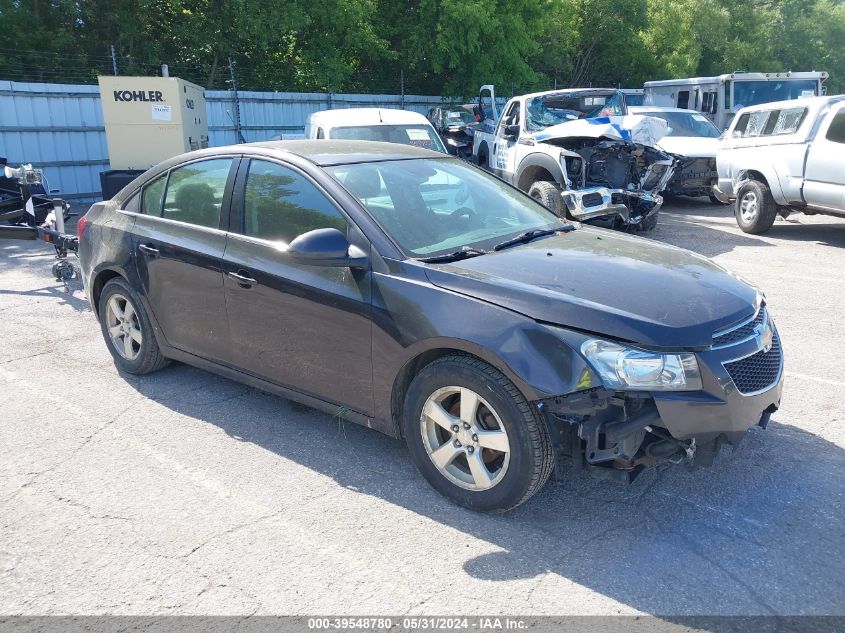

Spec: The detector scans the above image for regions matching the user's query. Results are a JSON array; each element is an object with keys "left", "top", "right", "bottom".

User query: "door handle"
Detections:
[
  {"left": 138, "top": 244, "right": 159, "bottom": 256},
  {"left": 227, "top": 270, "right": 257, "bottom": 288}
]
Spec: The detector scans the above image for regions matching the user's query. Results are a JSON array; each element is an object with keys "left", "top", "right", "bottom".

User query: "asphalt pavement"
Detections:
[{"left": 1, "top": 200, "right": 843, "bottom": 616}]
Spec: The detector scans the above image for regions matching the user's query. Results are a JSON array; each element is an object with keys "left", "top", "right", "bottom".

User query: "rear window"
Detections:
[
  {"left": 731, "top": 107, "right": 807, "bottom": 138},
  {"left": 328, "top": 124, "right": 445, "bottom": 152}
]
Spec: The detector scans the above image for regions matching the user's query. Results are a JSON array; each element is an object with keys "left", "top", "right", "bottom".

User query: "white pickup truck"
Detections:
[
  {"left": 471, "top": 85, "right": 675, "bottom": 231},
  {"left": 714, "top": 95, "right": 845, "bottom": 233}
]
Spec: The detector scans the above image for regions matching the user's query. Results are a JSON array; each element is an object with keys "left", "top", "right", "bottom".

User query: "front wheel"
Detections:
[
  {"left": 735, "top": 180, "right": 777, "bottom": 234},
  {"left": 528, "top": 181, "right": 563, "bottom": 217},
  {"left": 402, "top": 354, "right": 554, "bottom": 512}
]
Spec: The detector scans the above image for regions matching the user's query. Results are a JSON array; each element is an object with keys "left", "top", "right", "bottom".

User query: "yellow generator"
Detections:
[{"left": 97, "top": 75, "right": 209, "bottom": 172}]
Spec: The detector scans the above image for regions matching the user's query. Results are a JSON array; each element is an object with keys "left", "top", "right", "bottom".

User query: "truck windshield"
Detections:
[
  {"left": 732, "top": 80, "right": 818, "bottom": 109},
  {"left": 526, "top": 91, "right": 624, "bottom": 132},
  {"left": 329, "top": 125, "right": 447, "bottom": 153},
  {"left": 328, "top": 158, "right": 562, "bottom": 258},
  {"left": 636, "top": 111, "right": 721, "bottom": 138}
]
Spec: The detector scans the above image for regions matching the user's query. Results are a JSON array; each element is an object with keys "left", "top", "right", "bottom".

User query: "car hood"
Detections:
[
  {"left": 657, "top": 136, "right": 719, "bottom": 159},
  {"left": 423, "top": 228, "right": 758, "bottom": 349},
  {"left": 534, "top": 115, "right": 669, "bottom": 147}
]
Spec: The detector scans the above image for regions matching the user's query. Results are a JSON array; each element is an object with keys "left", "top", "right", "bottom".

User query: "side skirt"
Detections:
[{"left": 162, "top": 346, "right": 386, "bottom": 435}]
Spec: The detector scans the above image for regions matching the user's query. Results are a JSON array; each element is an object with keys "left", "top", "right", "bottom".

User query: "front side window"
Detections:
[
  {"left": 162, "top": 158, "right": 232, "bottom": 228},
  {"left": 328, "top": 158, "right": 562, "bottom": 257},
  {"left": 242, "top": 160, "right": 347, "bottom": 244},
  {"left": 141, "top": 174, "right": 166, "bottom": 215},
  {"left": 826, "top": 111, "right": 845, "bottom": 144}
]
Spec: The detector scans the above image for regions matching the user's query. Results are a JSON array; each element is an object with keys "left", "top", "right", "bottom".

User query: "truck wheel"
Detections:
[
  {"left": 402, "top": 354, "right": 554, "bottom": 512},
  {"left": 735, "top": 180, "right": 777, "bottom": 234},
  {"left": 528, "top": 181, "right": 563, "bottom": 216},
  {"left": 639, "top": 210, "right": 659, "bottom": 231}
]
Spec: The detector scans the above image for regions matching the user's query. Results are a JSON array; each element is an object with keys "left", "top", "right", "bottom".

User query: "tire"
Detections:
[
  {"left": 709, "top": 193, "right": 729, "bottom": 206},
  {"left": 478, "top": 147, "right": 490, "bottom": 172},
  {"left": 639, "top": 210, "right": 659, "bottom": 231},
  {"left": 528, "top": 181, "right": 563, "bottom": 216},
  {"left": 98, "top": 277, "right": 169, "bottom": 375},
  {"left": 735, "top": 180, "right": 777, "bottom": 234},
  {"left": 402, "top": 354, "right": 554, "bottom": 512}
]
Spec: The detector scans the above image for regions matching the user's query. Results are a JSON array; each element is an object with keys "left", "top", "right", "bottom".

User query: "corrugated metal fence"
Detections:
[{"left": 0, "top": 80, "right": 455, "bottom": 201}]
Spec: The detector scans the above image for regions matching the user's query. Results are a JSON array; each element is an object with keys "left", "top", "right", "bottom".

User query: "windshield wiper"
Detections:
[
  {"left": 419, "top": 246, "right": 488, "bottom": 263},
  {"left": 492, "top": 225, "right": 575, "bottom": 251}
]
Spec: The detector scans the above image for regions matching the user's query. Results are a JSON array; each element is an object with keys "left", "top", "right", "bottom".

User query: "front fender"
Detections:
[
  {"left": 732, "top": 163, "right": 789, "bottom": 205},
  {"left": 515, "top": 150, "right": 568, "bottom": 190}
]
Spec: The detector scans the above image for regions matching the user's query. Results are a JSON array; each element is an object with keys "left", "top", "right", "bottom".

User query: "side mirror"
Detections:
[
  {"left": 504, "top": 124, "right": 520, "bottom": 138},
  {"left": 287, "top": 228, "right": 367, "bottom": 268}
]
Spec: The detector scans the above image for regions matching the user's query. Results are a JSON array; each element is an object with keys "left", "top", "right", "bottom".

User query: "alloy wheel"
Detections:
[
  {"left": 739, "top": 191, "right": 759, "bottom": 224},
  {"left": 105, "top": 293, "right": 143, "bottom": 361},
  {"left": 419, "top": 386, "right": 511, "bottom": 491}
]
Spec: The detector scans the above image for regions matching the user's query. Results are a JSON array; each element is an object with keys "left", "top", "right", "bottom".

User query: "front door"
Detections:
[
  {"left": 131, "top": 157, "right": 237, "bottom": 363},
  {"left": 804, "top": 105, "right": 845, "bottom": 210},
  {"left": 222, "top": 158, "right": 374, "bottom": 415},
  {"left": 492, "top": 101, "right": 521, "bottom": 182}
]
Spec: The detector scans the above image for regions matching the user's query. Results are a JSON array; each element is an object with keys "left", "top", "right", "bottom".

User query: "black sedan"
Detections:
[{"left": 77, "top": 141, "right": 783, "bottom": 512}]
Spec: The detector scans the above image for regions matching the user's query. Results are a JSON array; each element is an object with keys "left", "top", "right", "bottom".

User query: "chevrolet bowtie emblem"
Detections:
[{"left": 754, "top": 321, "right": 774, "bottom": 353}]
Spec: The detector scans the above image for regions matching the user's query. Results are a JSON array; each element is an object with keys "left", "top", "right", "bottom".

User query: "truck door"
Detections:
[
  {"left": 492, "top": 101, "right": 521, "bottom": 183},
  {"left": 804, "top": 104, "right": 845, "bottom": 210}
]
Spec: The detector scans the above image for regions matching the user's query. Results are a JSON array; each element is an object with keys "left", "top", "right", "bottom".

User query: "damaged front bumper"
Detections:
[
  {"left": 562, "top": 187, "right": 663, "bottom": 227},
  {"left": 536, "top": 322, "right": 784, "bottom": 483}
]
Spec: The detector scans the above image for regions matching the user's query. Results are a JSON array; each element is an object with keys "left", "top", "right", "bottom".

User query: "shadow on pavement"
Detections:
[{"left": 124, "top": 363, "right": 845, "bottom": 617}]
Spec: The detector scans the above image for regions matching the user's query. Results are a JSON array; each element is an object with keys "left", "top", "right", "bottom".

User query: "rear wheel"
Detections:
[
  {"left": 735, "top": 180, "right": 777, "bottom": 234},
  {"left": 403, "top": 354, "right": 554, "bottom": 512},
  {"left": 528, "top": 181, "right": 564, "bottom": 217},
  {"left": 98, "top": 277, "right": 169, "bottom": 375}
]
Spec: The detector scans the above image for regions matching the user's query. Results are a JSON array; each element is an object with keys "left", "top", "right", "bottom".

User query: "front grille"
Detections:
[
  {"left": 723, "top": 330, "right": 782, "bottom": 395},
  {"left": 713, "top": 307, "right": 767, "bottom": 348}
]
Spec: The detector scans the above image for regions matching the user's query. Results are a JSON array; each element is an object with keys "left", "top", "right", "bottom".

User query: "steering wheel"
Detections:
[{"left": 450, "top": 206, "right": 476, "bottom": 221}]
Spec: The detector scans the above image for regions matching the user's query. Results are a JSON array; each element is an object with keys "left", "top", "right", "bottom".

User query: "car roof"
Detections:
[
  {"left": 517, "top": 87, "right": 619, "bottom": 100},
  {"left": 734, "top": 95, "right": 845, "bottom": 114},
  {"left": 306, "top": 108, "right": 431, "bottom": 128},
  {"left": 629, "top": 106, "right": 702, "bottom": 114},
  {"left": 242, "top": 139, "right": 445, "bottom": 166}
]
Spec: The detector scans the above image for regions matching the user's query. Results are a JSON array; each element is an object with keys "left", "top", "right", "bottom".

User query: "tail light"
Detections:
[{"left": 76, "top": 212, "right": 90, "bottom": 238}]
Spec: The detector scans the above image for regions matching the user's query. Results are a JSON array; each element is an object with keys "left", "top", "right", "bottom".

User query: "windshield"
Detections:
[
  {"left": 327, "top": 158, "right": 563, "bottom": 258},
  {"left": 526, "top": 91, "right": 624, "bottom": 132},
  {"left": 444, "top": 110, "right": 475, "bottom": 126},
  {"left": 732, "top": 80, "right": 818, "bottom": 109},
  {"left": 328, "top": 124, "right": 446, "bottom": 153},
  {"left": 636, "top": 110, "right": 721, "bottom": 138}
]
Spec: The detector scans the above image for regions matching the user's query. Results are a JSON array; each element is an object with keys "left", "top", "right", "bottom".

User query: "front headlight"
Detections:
[{"left": 580, "top": 339, "right": 702, "bottom": 391}]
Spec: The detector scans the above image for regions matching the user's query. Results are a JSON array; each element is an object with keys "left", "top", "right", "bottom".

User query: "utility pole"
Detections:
[
  {"left": 228, "top": 55, "right": 245, "bottom": 144},
  {"left": 110, "top": 45, "right": 119, "bottom": 76},
  {"left": 400, "top": 69, "right": 405, "bottom": 110}
]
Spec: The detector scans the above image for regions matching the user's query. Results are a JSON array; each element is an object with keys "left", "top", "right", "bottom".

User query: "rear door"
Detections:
[
  {"left": 222, "top": 158, "right": 374, "bottom": 415},
  {"left": 131, "top": 156, "right": 238, "bottom": 363},
  {"left": 803, "top": 105, "right": 845, "bottom": 210}
]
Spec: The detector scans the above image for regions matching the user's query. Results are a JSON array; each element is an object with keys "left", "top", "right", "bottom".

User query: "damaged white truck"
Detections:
[{"left": 472, "top": 85, "right": 676, "bottom": 231}]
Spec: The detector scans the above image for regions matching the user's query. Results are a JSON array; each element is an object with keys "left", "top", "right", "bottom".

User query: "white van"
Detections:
[
  {"left": 304, "top": 108, "right": 446, "bottom": 153},
  {"left": 644, "top": 71, "right": 827, "bottom": 130}
]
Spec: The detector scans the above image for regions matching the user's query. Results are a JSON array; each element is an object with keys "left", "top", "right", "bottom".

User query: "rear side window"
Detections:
[
  {"left": 162, "top": 158, "right": 233, "bottom": 229},
  {"left": 141, "top": 174, "right": 166, "bottom": 215},
  {"left": 677, "top": 90, "right": 690, "bottom": 109},
  {"left": 826, "top": 112, "right": 845, "bottom": 144},
  {"left": 242, "top": 160, "right": 347, "bottom": 244},
  {"left": 770, "top": 108, "right": 807, "bottom": 135}
]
